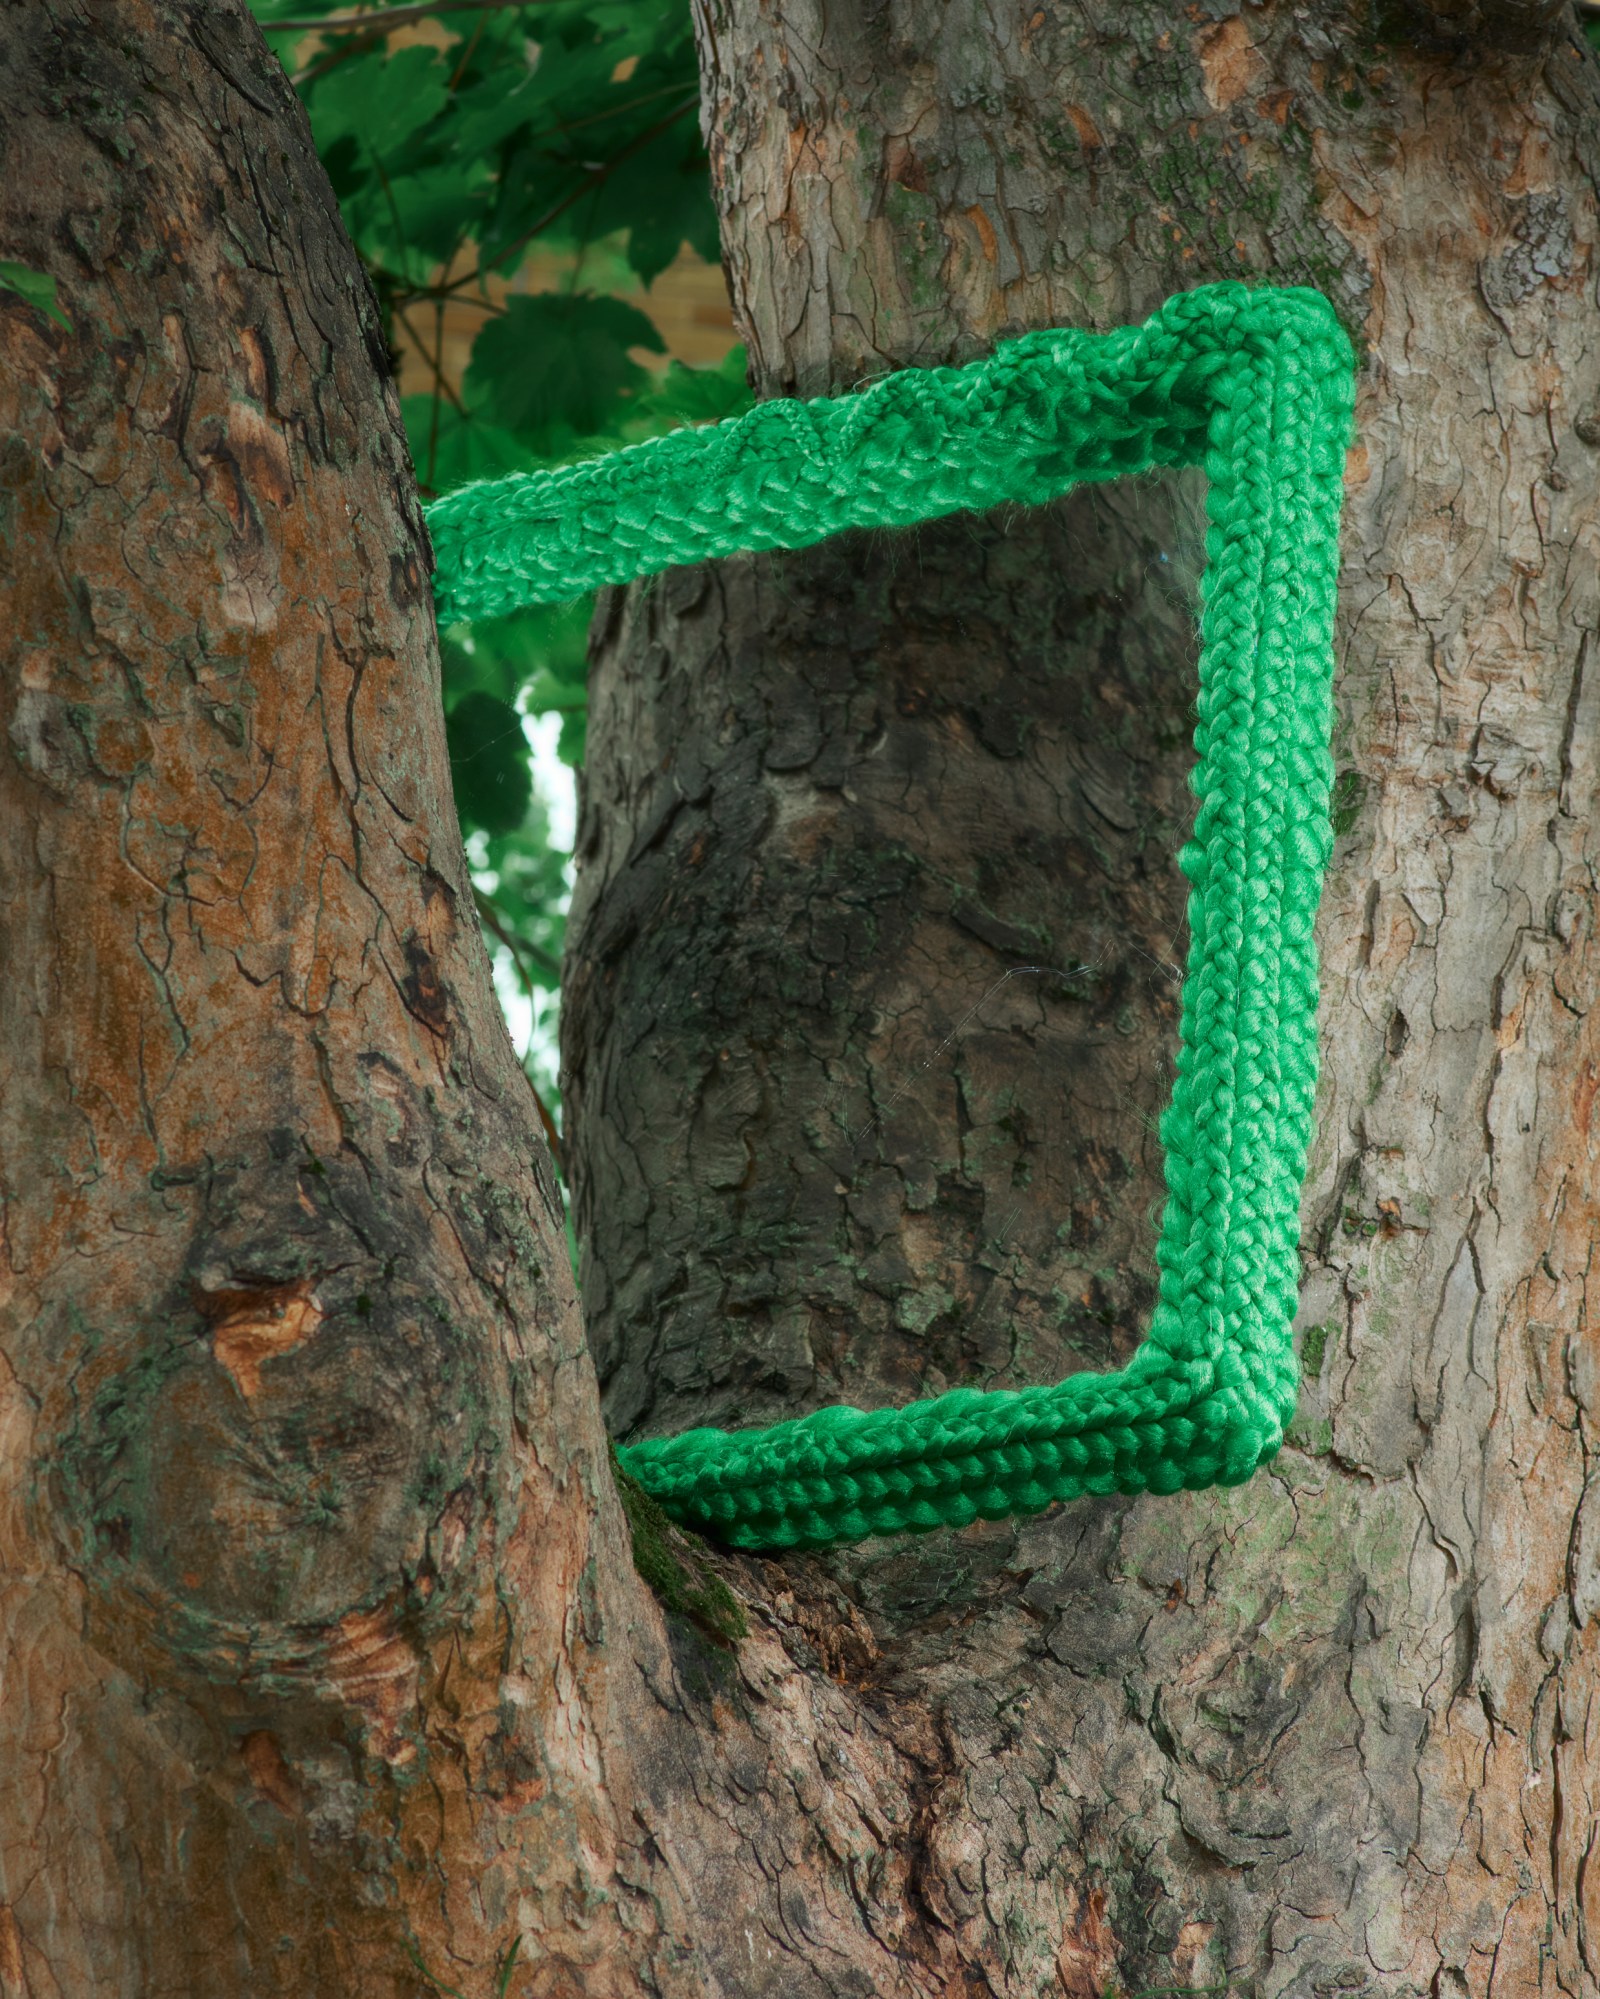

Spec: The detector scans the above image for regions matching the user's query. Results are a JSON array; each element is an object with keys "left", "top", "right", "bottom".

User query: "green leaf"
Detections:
[
  {"left": 365, "top": 160, "right": 495, "bottom": 266},
  {"left": 466, "top": 12, "right": 703, "bottom": 278},
  {"left": 556, "top": 708, "right": 587, "bottom": 769},
  {"left": 304, "top": 43, "right": 451, "bottom": 166},
  {"left": 582, "top": 118, "right": 723, "bottom": 288},
  {"left": 250, "top": 0, "right": 348, "bottom": 23},
  {"left": 440, "top": 599, "right": 593, "bottom": 699},
  {"left": 630, "top": 347, "right": 753, "bottom": 430},
  {"left": 445, "top": 690, "right": 533, "bottom": 838},
  {"left": 0, "top": 261, "right": 69, "bottom": 329},
  {"left": 438, "top": 632, "right": 514, "bottom": 710},
  {"left": 401, "top": 393, "right": 542, "bottom": 500},
  {"left": 584, "top": 1, "right": 682, "bottom": 44},
  {"left": 449, "top": 67, "right": 558, "bottom": 162},
  {"left": 462, "top": 292, "right": 665, "bottom": 455}
]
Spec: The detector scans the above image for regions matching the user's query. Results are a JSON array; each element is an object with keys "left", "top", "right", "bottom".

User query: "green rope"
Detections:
[{"left": 422, "top": 282, "right": 1358, "bottom": 1553}]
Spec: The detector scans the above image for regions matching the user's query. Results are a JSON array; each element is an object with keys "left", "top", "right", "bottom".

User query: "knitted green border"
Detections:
[{"left": 422, "top": 282, "right": 1358, "bottom": 1552}]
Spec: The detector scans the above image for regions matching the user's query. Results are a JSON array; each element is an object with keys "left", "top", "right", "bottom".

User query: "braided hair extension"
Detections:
[{"left": 422, "top": 283, "right": 1359, "bottom": 1551}]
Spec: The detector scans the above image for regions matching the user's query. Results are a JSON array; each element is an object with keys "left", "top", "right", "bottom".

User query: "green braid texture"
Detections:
[{"left": 422, "top": 281, "right": 1359, "bottom": 1553}]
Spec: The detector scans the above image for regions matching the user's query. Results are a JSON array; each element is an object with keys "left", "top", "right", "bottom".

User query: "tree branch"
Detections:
[
  {"left": 473, "top": 885, "right": 562, "bottom": 983},
  {"left": 263, "top": 0, "right": 557, "bottom": 31}
]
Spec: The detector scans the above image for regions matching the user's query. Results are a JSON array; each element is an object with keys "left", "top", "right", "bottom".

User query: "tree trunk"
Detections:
[
  {"left": 0, "top": 8, "right": 684, "bottom": 1994},
  {"left": 560, "top": 1, "right": 1600, "bottom": 1994},
  {"left": 8, "top": 1, "right": 1600, "bottom": 1994}
]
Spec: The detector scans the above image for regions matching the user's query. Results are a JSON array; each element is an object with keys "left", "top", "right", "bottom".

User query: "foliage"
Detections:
[{"left": 247, "top": 0, "right": 751, "bottom": 1187}]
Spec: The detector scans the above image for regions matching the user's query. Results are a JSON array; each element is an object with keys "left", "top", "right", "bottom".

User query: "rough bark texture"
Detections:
[
  {"left": 0, "top": 8, "right": 698, "bottom": 1994},
  {"left": 559, "top": 1, "right": 1600, "bottom": 1994}
]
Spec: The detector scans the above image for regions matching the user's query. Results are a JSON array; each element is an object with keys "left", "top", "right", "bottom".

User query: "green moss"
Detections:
[
  {"left": 1299, "top": 1321, "right": 1331, "bottom": 1379},
  {"left": 886, "top": 192, "right": 948, "bottom": 310},
  {"left": 1330, "top": 767, "right": 1368, "bottom": 838},
  {"left": 609, "top": 1441, "right": 747, "bottom": 1647},
  {"left": 1283, "top": 1413, "right": 1334, "bottom": 1457}
]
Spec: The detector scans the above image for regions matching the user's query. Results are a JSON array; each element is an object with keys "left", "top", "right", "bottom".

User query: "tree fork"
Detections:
[
  {"left": 4, "top": 1, "right": 1600, "bottom": 1995},
  {"left": 561, "top": 0, "right": 1600, "bottom": 1989}
]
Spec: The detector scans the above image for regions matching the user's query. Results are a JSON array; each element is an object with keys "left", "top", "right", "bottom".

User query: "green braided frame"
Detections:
[{"left": 422, "top": 282, "right": 1358, "bottom": 1553}]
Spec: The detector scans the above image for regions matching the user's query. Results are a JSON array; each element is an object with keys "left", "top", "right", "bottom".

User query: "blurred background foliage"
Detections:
[{"left": 248, "top": 0, "right": 749, "bottom": 1232}]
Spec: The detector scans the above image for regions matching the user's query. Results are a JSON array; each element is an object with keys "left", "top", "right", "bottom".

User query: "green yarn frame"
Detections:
[{"left": 422, "top": 282, "right": 1359, "bottom": 1553}]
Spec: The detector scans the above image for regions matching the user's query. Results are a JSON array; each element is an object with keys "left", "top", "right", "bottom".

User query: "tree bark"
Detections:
[
  {"left": 0, "top": 8, "right": 687, "bottom": 1994},
  {"left": 560, "top": 1, "right": 1600, "bottom": 1993}
]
